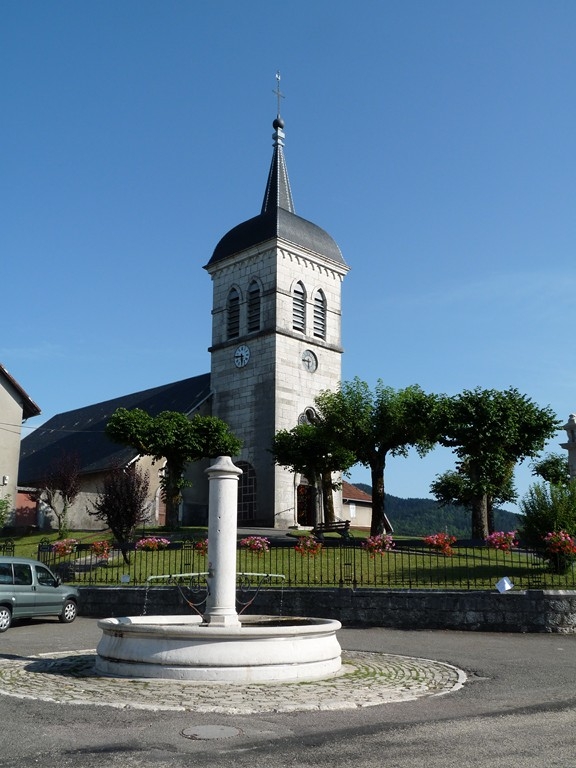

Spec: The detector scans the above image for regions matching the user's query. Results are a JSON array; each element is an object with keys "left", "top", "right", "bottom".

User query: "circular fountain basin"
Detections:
[{"left": 96, "top": 615, "right": 342, "bottom": 682}]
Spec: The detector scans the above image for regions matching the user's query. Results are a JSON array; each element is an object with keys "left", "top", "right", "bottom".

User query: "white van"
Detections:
[{"left": 0, "top": 556, "right": 80, "bottom": 632}]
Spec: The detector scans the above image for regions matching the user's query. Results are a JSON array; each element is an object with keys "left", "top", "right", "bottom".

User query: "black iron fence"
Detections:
[{"left": 34, "top": 538, "right": 576, "bottom": 590}]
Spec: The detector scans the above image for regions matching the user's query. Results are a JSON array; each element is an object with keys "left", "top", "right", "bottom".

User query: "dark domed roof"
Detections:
[
  {"left": 205, "top": 115, "right": 346, "bottom": 269},
  {"left": 208, "top": 208, "right": 344, "bottom": 266}
]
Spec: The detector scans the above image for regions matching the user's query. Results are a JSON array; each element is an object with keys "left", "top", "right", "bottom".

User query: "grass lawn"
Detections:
[{"left": 0, "top": 528, "right": 571, "bottom": 590}]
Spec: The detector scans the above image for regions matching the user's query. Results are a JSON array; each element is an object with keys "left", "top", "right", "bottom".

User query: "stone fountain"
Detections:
[{"left": 96, "top": 456, "right": 342, "bottom": 682}]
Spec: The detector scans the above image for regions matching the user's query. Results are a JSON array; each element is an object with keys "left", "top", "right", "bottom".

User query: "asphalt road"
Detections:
[{"left": 1, "top": 617, "right": 575, "bottom": 767}]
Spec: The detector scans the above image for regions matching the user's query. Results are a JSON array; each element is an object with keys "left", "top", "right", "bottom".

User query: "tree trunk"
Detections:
[
  {"left": 321, "top": 471, "right": 335, "bottom": 524},
  {"left": 165, "top": 495, "right": 180, "bottom": 530},
  {"left": 370, "top": 461, "right": 387, "bottom": 536},
  {"left": 471, "top": 494, "right": 489, "bottom": 540},
  {"left": 487, "top": 497, "right": 495, "bottom": 535}
]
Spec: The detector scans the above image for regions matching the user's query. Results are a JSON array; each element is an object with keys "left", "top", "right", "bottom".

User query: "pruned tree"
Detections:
[
  {"left": 89, "top": 463, "right": 150, "bottom": 564},
  {"left": 315, "top": 379, "right": 439, "bottom": 536},
  {"left": 430, "top": 462, "right": 516, "bottom": 536},
  {"left": 105, "top": 409, "right": 242, "bottom": 529},
  {"left": 435, "top": 387, "right": 559, "bottom": 539},
  {"left": 272, "top": 423, "right": 356, "bottom": 524},
  {"left": 34, "top": 452, "right": 81, "bottom": 536}
]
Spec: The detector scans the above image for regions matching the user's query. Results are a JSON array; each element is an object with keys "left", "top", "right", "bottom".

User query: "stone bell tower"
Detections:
[{"left": 204, "top": 91, "right": 349, "bottom": 528}]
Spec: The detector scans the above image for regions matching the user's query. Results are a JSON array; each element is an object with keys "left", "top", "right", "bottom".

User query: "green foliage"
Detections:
[
  {"left": 272, "top": 422, "right": 356, "bottom": 523},
  {"left": 531, "top": 453, "right": 571, "bottom": 486},
  {"left": 106, "top": 408, "right": 242, "bottom": 528},
  {"left": 519, "top": 481, "right": 576, "bottom": 548},
  {"left": 0, "top": 494, "right": 11, "bottom": 529},
  {"left": 273, "top": 424, "right": 355, "bottom": 484},
  {"left": 435, "top": 387, "right": 559, "bottom": 539},
  {"left": 316, "top": 379, "right": 439, "bottom": 536},
  {"left": 89, "top": 464, "right": 150, "bottom": 564}
]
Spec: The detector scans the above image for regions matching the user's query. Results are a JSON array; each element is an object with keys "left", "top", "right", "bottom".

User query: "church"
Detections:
[{"left": 18, "top": 107, "right": 349, "bottom": 531}]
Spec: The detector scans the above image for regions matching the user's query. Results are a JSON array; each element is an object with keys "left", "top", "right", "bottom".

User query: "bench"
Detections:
[{"left": 312, "top": 520, "right": 351, "bottom": 542}]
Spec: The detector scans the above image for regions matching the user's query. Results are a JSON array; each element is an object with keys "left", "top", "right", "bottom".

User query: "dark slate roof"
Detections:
[
  {"left": 1, "top": 364, "right": 41, "bottom": 420},
  {"left": 206, "top": 117, "right": 346, "bottom": 268},
  {"left": 18, "top": 373, "right": 211, "bottom": 485},
  {"left": 208, "top": 208, "right": 345, "bottom": 267}
]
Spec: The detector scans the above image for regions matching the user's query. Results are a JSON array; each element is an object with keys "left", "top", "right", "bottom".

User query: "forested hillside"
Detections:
[{"left": 353, "top": 484, "right": 521, "bottom": 538}]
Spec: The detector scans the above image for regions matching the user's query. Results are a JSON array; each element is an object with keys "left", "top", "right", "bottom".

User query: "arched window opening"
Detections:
[
  {"left": 313, "top": 290, "right": 326, "bottom": 340},
  {"left": 247, "top": 280, "right": 261, "bottom": 333},
  {"left": 292, "top": 281, "right": 306, "bottom": 333},
  {"left": 236, "top": 461, "right": 257, "bottom": 522},
  {"left": 227, "top": 288, "right": 240, "bottom": 339}
]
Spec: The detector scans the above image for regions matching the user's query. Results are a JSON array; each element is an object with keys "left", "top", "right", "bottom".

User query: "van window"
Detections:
[
  {"left": 0, "top": 563, "right": 12, "bottom": 584},
  {"left": 35, "top": 565, "right": 57, "bottom": 587},
  {"left": 13, "top": 564, "right": 33, "bottom": 585}
]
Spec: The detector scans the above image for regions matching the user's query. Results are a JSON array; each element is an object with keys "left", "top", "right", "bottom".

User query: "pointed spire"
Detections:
[{"left": 261, "top": 73, "right": 295, "bottom": 215}]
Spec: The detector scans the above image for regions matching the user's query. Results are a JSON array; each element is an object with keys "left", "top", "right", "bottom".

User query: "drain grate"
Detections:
[{"left": 181, "top": 725, "right": 242, "bottom": 741}]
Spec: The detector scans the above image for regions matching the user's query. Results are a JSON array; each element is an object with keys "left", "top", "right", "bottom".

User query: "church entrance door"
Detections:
[{"left": 296, "top": 484, "right": 316, "bottom": 526}]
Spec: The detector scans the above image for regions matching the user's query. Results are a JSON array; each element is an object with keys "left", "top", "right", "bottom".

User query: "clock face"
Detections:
[
  {"left": 234, "top": 344, "right": 251, "bottom": 368},
  {"left": 301, "top": 349, "right": 318, "bottom": 372}
]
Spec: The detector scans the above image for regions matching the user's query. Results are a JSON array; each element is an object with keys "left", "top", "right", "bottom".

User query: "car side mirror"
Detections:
[{"left": 55, "top": 576, "right": 61, "bottom": 587}]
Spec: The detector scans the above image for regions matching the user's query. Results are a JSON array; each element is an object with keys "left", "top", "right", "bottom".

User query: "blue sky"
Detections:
[{"left": 2, "top": 1, "right": 575, "bottom": 512}]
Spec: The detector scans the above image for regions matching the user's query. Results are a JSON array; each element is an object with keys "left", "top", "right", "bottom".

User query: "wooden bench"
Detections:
[{"left": 312, "top": 520, "right": 351, "bottom": 542}]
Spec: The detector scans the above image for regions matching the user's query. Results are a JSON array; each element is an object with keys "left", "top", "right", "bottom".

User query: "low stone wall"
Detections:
[{"left": 78, "top": 587, "right": 576, "bottom": 633}]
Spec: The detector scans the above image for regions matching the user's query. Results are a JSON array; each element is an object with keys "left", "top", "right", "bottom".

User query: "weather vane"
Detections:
[{"left": 273, "top": 71, "right": 284, "bottom": 116}]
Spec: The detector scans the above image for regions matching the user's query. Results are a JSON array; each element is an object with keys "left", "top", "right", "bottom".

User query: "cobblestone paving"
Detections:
[{"left": 0, "top": 651, "right": 466, "bottom": 714}]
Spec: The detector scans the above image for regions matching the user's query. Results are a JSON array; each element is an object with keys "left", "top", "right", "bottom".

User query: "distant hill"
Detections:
[{"left": 353, "top": 483, "right": 521, "bottom": 538}]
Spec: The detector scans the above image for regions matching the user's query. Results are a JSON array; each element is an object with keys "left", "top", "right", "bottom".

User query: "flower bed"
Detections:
[
  {"left": 135, "top": 536, "right": 171, "bottom": 551},
  {"left": 239, "top": 535, "right": 270, "bottom": 554},
  {"left": 485, "top": 531, "right": 518, "bottom": 552},
  {"left": 294, "top": 537, "right": 323, "bottom": 556},
  {"left": 362, "top": 534, "right": 394, "bottom": 557},
  {"left": 423, "top": 533, "right": 457, "bottom": 556},
  {"left": 91, "top": 540, "right": 111, "bottom": 560},
  {"left": 51, "top": 538, "right": 79, "bottom": 556}
]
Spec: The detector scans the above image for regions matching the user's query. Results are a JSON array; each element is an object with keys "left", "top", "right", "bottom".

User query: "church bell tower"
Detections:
[{"left": 204, "top": 89, "right": 349, "bottom": 527}]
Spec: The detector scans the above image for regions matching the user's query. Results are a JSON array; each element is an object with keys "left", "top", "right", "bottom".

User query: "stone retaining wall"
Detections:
[{"left": 78, "top": 587, "right": 576, "bottom": 633}]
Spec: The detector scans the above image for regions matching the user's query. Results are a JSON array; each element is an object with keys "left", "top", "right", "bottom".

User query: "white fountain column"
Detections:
[{"left": 203, "top": 456, "right": 243, "bottom": 627}]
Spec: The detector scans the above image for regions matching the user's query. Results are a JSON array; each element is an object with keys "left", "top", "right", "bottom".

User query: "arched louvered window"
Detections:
[
  {"left": 247, "top": 280, "right": 261, "bottom": 333},
  {"left": 227, "top": 287, "right": 240, "bottom": 339},
  {"left": 292, "top": 281, "right": 306, "bottom": 333},
  {"left": 313, "top": 290, "right": 327, "bottom": 340}
]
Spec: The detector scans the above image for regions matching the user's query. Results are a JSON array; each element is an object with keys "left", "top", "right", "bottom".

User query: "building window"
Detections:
[
  {"left": 236, "top": 462, "right": 257, "bottom": 522},
  {"left": 292, "top": 281, "right": 306, "bottom": 333},
  {"left": 227, "top": 288, "right": 240, "bottom": 339},
  {"left": 313, "top": 290, "right": 327, "bottom": 340},
  {"left": 247, "top": 280, "right": 261, "bottom": 333}
]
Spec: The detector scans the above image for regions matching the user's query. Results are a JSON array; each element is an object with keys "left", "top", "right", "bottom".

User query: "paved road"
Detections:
[{"left": 1, "top": 617, "right": 575, "bottom": 767}]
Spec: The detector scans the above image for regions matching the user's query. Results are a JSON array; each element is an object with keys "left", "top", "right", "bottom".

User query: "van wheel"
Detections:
[
  {"left": 0, "top": 606, "right": 12, "bottom": 632},
  {"left": 59, "top": 600, "right": 77, "bottom": 624}
]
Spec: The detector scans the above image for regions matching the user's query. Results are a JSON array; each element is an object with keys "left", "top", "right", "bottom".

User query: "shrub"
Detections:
[
  {"left": 0, "top": 494, "right": 12, "bottom": 529},
  {"left": 542, "top": 531, "right": 576, "bottom": 574},
  {"left": 520, "top": 481, "right": 576, "bottom": 549}
]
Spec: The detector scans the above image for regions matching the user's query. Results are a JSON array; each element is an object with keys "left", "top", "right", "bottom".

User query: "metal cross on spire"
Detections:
[{"left": 273, "top": 71, "right": 284, "bottom": 117}]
